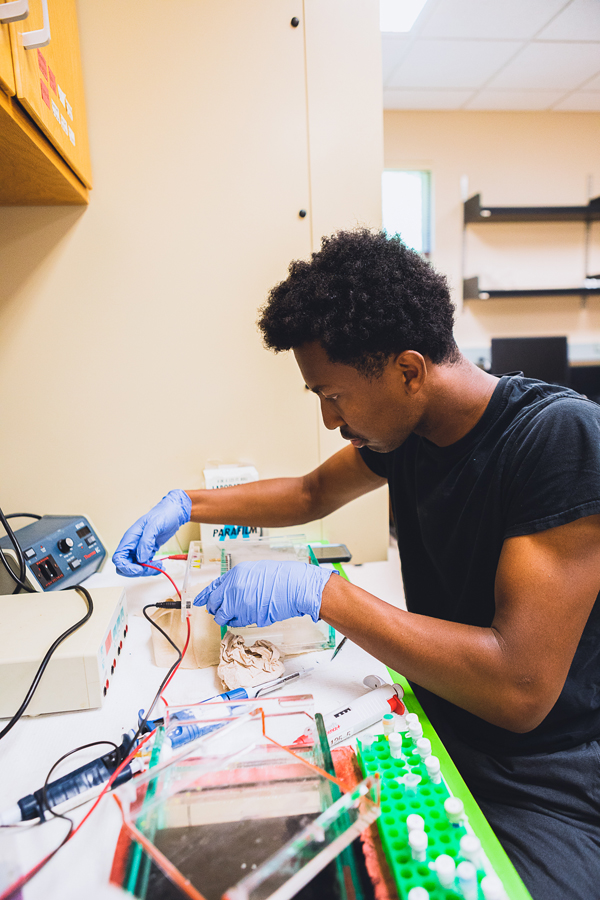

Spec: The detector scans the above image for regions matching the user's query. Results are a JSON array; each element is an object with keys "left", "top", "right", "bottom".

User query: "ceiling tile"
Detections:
[
  {"left": 387, "top": 39, "right": 523, "bottom": 89},
  {"left": 487, "top": 41, "right": 600, "bottom": 90},
  {"left": 552, "top": 90, "right": 600, "bottom": 109},
  {"left": 537, "top": 0, "right": 600, "bottom": 41},
  {"left": 383, "top": 88, "right": 474, "bottom": 109},
  {"left": 382, "top": 34, "right": 412, "bottom": 83},
  {"left": 464, "top": 89, "right": 568, "bottom": 110},
  {"left": 419, "top": 0, "right": 568, "bottom": 40}
]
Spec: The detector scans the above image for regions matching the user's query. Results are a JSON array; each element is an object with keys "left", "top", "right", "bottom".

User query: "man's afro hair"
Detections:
[{"left": 258, "top": 229, "right": 458, "bottom": 376}]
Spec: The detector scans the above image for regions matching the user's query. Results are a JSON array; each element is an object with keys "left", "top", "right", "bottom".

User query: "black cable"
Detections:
[
  {"left": 0, "top": 506, "right": 30, "bottom": 593},
  {"left": 5, "top": 513, "right": 42, "bottom": 521},
  {"left": 0, "top": 585, "right": 94, "bottom": 741},
  {"left": 132, "top": 603, "right": 183, "bottom": 745}
]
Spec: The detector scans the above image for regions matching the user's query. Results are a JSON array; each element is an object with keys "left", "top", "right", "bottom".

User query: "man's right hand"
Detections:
[{"left": 112, "top": 489, "right": 192, "bottom": 577}]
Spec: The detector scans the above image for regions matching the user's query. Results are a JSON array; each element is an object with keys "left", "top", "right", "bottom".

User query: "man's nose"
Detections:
[{"left": 320, "top": 397, "right": 345, "bottom": 431}]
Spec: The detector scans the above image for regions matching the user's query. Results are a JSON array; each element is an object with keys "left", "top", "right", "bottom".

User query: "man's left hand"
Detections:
[{"left": 193, "top": 560, "right": 335, "bottom": 627}]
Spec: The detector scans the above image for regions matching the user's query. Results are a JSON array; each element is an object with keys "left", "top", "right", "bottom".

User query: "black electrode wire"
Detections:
[
  {"left": 41, "top": 739, "right": 119, "bottom": 825},
  {"left": 0, "top": 585, "right": 94, "bottom": 741},
  {"left": 0, "top": 506, "right": 29, "bottom": 593},
  {"left": 133, "top": 604, "right": 184, "bottom": 745},
  {"left": 5, "top": 513, "right": 42, "bottom": 521}
]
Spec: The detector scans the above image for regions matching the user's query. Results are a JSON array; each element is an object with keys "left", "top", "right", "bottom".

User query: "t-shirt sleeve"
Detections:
[
  {"left": 503, "top": 397, "right": 600, "bottom": 538},
  {"left": 359, "top": 446, "right": 389, "bottom": 479}
]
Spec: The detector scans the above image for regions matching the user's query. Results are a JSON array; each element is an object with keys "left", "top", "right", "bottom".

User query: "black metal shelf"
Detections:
[
  {"left": 463, "top": 277, "right": 600, "bottom": 301},
  {"left": 464, "top": 193, "right": 600, "bottom": 224}
]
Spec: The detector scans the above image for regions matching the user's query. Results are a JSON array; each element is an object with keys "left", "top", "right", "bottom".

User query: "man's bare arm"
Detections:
[
  {"left": 320, "top": 514, "right": 600, "bottom": 732},
  {"left": 186, "top": 445, "right": 386, "bottom": 527}
]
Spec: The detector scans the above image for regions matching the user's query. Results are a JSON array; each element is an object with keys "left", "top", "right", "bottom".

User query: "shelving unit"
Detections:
[
  {"left": 464, "top": 276, "right": 600, "bottom": 301},
  {"left": 462, "top": 193, "right": 600, "bottom": 302},
  {"left": 464, "top": 193, "right": 600, "bottom": 224}
]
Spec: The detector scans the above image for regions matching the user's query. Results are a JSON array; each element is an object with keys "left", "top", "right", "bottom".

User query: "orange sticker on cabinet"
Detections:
[
  {"left": 48, "top": 66, "right": 56, "bottom": 94},
  {"left": 40, "top": 79, "right": 50, "bottom": 109},
  {"left": 37, "top": 50, "right": 48, "bottom": 81}
]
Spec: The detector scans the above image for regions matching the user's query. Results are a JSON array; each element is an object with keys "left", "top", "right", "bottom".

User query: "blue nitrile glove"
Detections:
[
  {"left": 112, "top": 490, "right": 192, "bottom": 577},
  {"left": 193, "top": 560, "right": 336, "bottom": 627}
]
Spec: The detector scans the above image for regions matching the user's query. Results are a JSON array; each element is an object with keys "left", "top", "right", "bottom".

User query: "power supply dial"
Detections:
[{"left": 57, "top": 537, "right": 74, "bottom": 553}]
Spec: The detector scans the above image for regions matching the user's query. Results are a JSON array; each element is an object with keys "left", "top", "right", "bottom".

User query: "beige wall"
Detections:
[
  {"left": 384, "top": 111, "right": 600, "bottom": 363},
  {"left": 0, "top": 0, "right": 388, "bottom": 562}
]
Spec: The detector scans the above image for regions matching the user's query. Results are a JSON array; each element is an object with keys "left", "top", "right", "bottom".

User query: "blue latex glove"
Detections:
[
  {"left": 194, "top": 560, "right": 336, "bottom": 627},
  {"left": 112, "top": 490, "right": 192, "bottom": 577}
]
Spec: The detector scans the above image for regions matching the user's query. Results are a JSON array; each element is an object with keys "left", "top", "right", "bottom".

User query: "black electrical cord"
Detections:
[
  {"left": 0, "top": 506, "right": 30, "bottom": 593},
  {"left": 4, "top": 513, "right": 42, "bottom": 521},
  {"left": 132, "top": 602, "right": 183, "bottom": 745},
  {"left": 0, "top": 585, "right": 94, "bottom": 741}
]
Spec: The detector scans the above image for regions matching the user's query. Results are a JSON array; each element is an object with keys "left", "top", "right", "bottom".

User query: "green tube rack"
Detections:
[{"left": 358, "top": 731, "right": 470, "bottom": 899}]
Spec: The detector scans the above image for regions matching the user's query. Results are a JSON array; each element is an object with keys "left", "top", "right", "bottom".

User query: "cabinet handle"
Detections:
[
  {"left": 0, "top": 0, "right": 29, "bottom": 24},
  {"left": 20, "top": 0, "right": 49, "bottom": 48}
]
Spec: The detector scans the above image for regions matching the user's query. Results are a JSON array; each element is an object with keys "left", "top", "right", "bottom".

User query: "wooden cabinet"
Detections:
[
  {"left": 0, "top": 20, "right": 15, "bottom": 94},
  {"left": 0, "top": 0, "right": 90, "bottom": 203}
]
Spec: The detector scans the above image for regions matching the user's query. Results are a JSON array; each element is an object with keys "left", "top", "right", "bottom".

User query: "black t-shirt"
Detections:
[{"left": 360, "top": 375, "right": 600, "bottom": 755}]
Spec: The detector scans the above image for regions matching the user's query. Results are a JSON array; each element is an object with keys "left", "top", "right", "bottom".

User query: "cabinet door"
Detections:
[
  {"left": 9, "top": 0, "right": 91, "bottom": 186},
  {"left": 0, "top": 17, "right": 15, "bottom": 95}
]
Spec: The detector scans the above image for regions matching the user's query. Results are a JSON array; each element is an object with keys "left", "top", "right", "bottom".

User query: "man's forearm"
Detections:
[
  {"left": 320, "top": 576, "right": 552, "bottom": 733},
  {"left": 185, "top": 477, "right": 318, "bottom": 527}
]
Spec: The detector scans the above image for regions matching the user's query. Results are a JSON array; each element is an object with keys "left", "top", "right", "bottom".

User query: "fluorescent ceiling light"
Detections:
[{"left": 380, "top": 0, "right": 429, "bottom": 32}]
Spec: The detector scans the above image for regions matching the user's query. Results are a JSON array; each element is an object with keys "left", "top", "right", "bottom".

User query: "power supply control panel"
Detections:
[{"left": 0, "top": 515, "right": 106, "bottom": 593}]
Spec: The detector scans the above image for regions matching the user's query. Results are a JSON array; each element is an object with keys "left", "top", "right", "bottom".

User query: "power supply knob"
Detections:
[{"left": 57, "top": 537, "right": 74, "bottom": 554}]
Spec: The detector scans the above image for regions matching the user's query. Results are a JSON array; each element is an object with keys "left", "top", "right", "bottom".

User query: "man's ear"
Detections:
[{"left": 394, "top": 350, "right": 427, "bottom": 394}]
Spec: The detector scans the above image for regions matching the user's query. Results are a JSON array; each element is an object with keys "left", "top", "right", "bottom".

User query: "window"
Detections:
[{"left": 382, "top": 169, "right": 432, "bottom": 257}]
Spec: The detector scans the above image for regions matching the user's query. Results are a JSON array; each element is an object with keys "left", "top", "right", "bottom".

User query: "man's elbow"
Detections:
[{"left": 492, "top": 683, "right": 558, "bottom": 733}]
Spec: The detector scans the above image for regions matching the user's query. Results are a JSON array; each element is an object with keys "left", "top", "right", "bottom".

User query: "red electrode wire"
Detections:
[{"left": 138, "top": 561, "right": 182, "bottom": 599}]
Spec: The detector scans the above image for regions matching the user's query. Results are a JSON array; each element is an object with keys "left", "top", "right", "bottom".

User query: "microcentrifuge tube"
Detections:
[
  {"left": 408, "top": 829, "right": 428, "bottom": 862},
  {"left": 406, "top": 813, "right": 425, "bottom": 833},
  {"left": 361, "top": 729, "right": 377, "bottom": 751},
  {"left": 382, "top": 713, "right": 395, "bottom": 735},
  {"left": 460, "top": 834, "right": 481, "bottom": 867},
  {"left": 457, "top": 861, "right": 478, "bottom": 900},
  {"left": 402, "top": 772, "right": 422, "bottom": 795},
  {"left": 434, "top": 854, "right": 456, "bottom": 889},
  {"left": 481, "top": 874, "right": 506, "bottom": 900},
  {"left": 408, "top": 721, "right": 424, "bottom": 742},
  {"left": 425, "top": 755, "right": 442, "bottom": 784},
  {"left": 388, "top": 733, "right": 403, "bottom": 759},
  {"left": 444, "top": 796, "right": 465, "bottom": 825},
  {"left": 407, "top": 888, "right": 429, "bottom": 900},
  {"left": 405, "top": 713, "right": 419, "bottom": 727},
  {"left": 416, "top": 737, "right": 432, "bottom": 760}
]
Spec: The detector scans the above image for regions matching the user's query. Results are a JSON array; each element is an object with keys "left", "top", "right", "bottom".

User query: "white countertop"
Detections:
[{"left": 0, "top": 551, "right": 405, "bottom": 900}]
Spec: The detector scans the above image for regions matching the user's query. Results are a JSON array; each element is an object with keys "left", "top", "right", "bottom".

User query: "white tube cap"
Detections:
[
  {"left": 388, "top": 733, "right": 403, "bottom": 758},
  {"left": 444, "top": 796, "right": 464, "bottom": 824},
  {"left": 416, "top": 737, "right": 432, "bottom": 759},
  {"left": 434, "top": 854, "right": 456, "bottom": 888},
  {"left": 408, "top": 828, "right": 428, "bottom": 860},
  {"left": 407, "top": 888, "right": 429, "bottom": 900},
  {"left": 406, "top": 813, "right": 425, "bottom": 832}
]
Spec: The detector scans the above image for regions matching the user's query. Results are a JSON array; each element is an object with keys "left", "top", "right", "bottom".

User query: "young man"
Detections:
[{"left": 114, "top": 230, "right": 600, "bottom": 900}]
